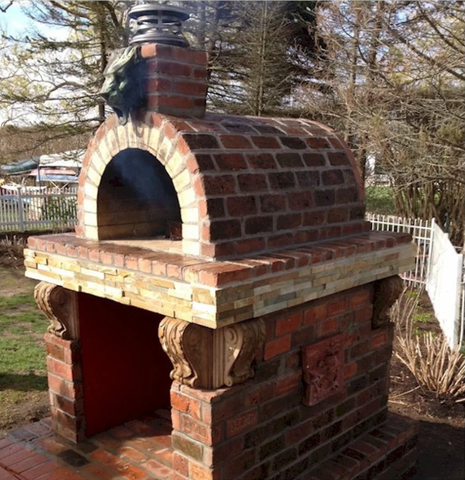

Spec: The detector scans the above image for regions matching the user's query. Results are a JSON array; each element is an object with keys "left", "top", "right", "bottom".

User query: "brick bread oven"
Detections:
[{"left": 24, "top": 5, "right": 418, "bottom": 480}]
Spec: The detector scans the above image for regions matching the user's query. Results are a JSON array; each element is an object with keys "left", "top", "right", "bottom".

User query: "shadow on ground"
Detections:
[
  {"left": 415, "top": 419, "right": 465, "bottom": 480},
  {"left": 0, "top": 373, "right": 48, "bottom": 392}
]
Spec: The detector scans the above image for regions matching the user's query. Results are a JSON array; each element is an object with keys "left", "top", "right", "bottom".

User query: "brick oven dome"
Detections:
[{"left": 78, "top": 112, "right": 366, "bottom": 260}]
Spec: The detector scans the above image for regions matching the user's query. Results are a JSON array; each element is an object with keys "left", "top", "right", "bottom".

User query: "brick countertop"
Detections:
[{"left": 24, "top": 232, "right": 414, "bottom": 328}]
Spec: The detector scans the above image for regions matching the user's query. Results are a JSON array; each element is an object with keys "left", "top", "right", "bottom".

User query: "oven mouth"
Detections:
[{"left": 97, "top": 148, "right": 181, "bottom": 242}]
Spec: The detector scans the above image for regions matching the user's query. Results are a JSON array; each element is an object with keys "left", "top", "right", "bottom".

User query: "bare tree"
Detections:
[{"left": 304, "top": 1, "right": 465, "bottom": 245}]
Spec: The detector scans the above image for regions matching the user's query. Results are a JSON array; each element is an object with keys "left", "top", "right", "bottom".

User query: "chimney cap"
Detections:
[{"left": 128, "top": 3, "right": 190, "bottom": 48}]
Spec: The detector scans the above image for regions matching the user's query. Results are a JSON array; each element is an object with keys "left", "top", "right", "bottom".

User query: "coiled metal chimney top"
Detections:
[{"left": 128, "top": 2, "right": 190, "bottom": 48}]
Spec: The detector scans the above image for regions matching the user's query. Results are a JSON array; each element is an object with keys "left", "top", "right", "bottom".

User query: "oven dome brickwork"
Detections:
[{"left": 78, "top": 112, "right": 366, "bottom": 260}]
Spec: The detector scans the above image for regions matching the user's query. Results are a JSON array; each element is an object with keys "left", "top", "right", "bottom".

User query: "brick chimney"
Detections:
[
  {"left": 130, "top": 3, "right": 208, "bottom": 117},
  {"left": 141, "top": 44, "right": 208, "bottom": 117}
]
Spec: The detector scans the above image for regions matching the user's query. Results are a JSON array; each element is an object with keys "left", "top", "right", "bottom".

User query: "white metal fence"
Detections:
[
  {"left": 0, "top": 187, "right": 78, "bottom": 232},
  {"left": 426, "top": 222, "right": 464, "bottom": 347},
  {"left": 367, "top": 213, "right": 465, "bottom": 347},
  {"left": 367, "top": 214, "right": 434, "bottom": 287}
]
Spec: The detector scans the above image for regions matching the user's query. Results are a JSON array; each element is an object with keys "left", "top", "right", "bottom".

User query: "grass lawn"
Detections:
[{"left": 0, "top": 264, "right": 49, "bottom": 436}]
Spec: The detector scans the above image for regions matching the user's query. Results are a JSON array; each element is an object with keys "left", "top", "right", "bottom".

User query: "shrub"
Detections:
[
  {"left": 0, "top": 235, "right": 25, "bottom": 261},
  {"left": 392, "top": 289, "right": 465, "bottom": 401}
]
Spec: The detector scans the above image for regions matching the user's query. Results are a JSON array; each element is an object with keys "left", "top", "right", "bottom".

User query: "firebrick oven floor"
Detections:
[{"left": 0, "top": 411, "right": 417, "bottom": 480}]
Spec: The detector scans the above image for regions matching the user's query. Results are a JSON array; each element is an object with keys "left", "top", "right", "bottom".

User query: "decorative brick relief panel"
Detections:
[{"left": 302, "top": 333, "right": 345, "bottom": 406}]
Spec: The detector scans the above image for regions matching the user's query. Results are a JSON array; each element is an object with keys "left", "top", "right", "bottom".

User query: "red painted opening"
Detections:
[{"left": 78, "top": 293, "right": 173, "bottom": 437}]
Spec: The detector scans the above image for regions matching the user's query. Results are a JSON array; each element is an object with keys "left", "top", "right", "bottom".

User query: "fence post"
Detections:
[
  {"left": 17, "top": 187, "right": 25, "bottom": 232},
  {"left": 426, "top": 217, "right": 435, "bottom": 282}
]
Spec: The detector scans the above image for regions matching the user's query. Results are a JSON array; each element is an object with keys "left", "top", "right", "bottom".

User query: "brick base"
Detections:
[
  {"left": 304, "top": 412, "right": 418, "bottom": 480},
  {"left": 45, "top": 334, "right": 85, "bottom": 443}
]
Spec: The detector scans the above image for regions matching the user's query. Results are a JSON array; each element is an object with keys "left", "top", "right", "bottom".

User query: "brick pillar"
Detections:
[
  {"left": 140, "top": 43, "right": 208, "bottom": 117},
  {"left": 170, "top": 382, "right": 255, "bottom": 480},
  {"left": 34, "top": 281, "right": 84, "bottom": 443},
  {"left": 45, "top": 333, "right": 85, "bottom": 443}
]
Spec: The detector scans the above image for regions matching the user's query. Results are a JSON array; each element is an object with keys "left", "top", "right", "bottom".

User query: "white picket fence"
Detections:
[
  {"left": 0, "top": 187, "right": 78, "bottom": 232},
  {"left": 367, "top": 213, "right": 465, "bottom": 347}
]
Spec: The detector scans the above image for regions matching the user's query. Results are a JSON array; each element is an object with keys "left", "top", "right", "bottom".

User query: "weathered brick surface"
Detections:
[
  {"left": 76, "top": 105, "right": 369, "bottom": 259},
  {"left": 165, "top": 286, "right": 417, "bottom": 479}
]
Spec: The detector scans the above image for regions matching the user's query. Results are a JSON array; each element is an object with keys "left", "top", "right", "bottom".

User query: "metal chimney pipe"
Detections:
[{"left": 128, "top": 2, "right": 190, "bottom": 48}]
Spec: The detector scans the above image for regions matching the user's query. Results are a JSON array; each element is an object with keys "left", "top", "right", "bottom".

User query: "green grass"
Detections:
[
  {"left": 0, "top": 266, "right": 49, "bottom": 434},
  {"left": 412, "top": 312, "right": 434, "bottom": 324},
  {"left": 365, "top": 186, "right": 396, "bottom": 215}
]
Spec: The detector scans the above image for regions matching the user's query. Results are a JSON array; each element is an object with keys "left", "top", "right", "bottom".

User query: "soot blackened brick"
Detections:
[
  {"left": 269, "top": 172, "right": 296, "bottom": 190},
  {"left": 315, "top": 189, "right": 336, "bottom": 207},
  {"left": 260, "top": 195, "right": 286, "bottom": 213},
  {"left": 183, "top": 133, "right": 220, "bottom": 150},
  {"left": 276, "top": 153, "right": 304, "bottom": 168},
  {"left": 238, "top": 174, "right": 268, "bottom": 192},
  {"left": 280, "top": 137, "right": 307, "bottom": 150}
]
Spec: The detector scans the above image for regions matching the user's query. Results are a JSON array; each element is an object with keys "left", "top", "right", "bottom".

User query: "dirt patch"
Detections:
[
  {"left": 0, "top": 390, "right": 50, "bottom": 438},
  {"left": 389, "top": 292, "right": 465, "bottom": 479}
]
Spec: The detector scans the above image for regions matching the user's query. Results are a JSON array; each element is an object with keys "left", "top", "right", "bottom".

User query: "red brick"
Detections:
[
  {"left": 189, "top": 461, "right": 220, "bottom": 480},
  {"left": 88, "top": 248, "right": 100, "bottom": 262},
  {"left": 244, "top": 216, "right": 273, "bottom": 235},
  {"left": 180, "top": 416, "right": 219, "bottom": 445},
  {"left": 215, "top": 153, "right": 247, "bottom": 171},
  {"left": 264, "top": 335, "right": 291, "bottom": 360},
  {"left": 304, "top": 304, "right": 327, "bottom": 326},
  {"left": 275, "top": 313, "right": 302, "bottom": 336},
  {"left": 285, "top": 418, "right": 314, "bottom": 445},
  {"left": 327, "top": 297, "right": 349, "bottom": 316},
  {"left": 150, "top": 94, "right": 194, "bottom": 110},
  {"left": 317, "top": 318, "right": 339, "bottom": 338},
  {"left": 80, "top": 463, "right": 114, "bottom": 480},
  {"left": 46, "top": 357, "right": 80, "bottom": 382},
  {"left": 101, "top": 252, "right": 113, "bottom": 265},
  {"left": 22, "top": 461, "right": 60, "bottom": 480},
  {"left": 350, "top": 289, "right": 371, "bottom": 308},
  {"left": 35, "top": 467, "right": 75, "bottom": 480},
  {"left": 371, "top": 331, "right": 389, "bottom": 349},
  {"left": 171, "top": 392, "right": 202, "bottom": 421},
  {"left": 1, "top": 448, "right": 35, "bottom": 467},
  {"left": 243, "top": 383, "right": 274, "bottom": 407},
  {"left": 9, "top": 453, "right": 48, "bottom": 473},
  {"left": 354, "top": 306, "right": 373, "bottom": 325},
  {"left": 251, "top": 137, "right": 281, "bottom": 149},
  {"left": 219, "top": 135, "right": 252, "bottom": 149},
  {"left": 36, "top": 437, "right": 68, "bottom": 456},
  {"left": 48, "top": 374, "right": 79, "bottom": 399},
  {"left": 226, "top": 410, "right": 258, "bottom": 439},
  {"left": 275, "top": 371, "right": 302, "bottom": 396},
  {"left": 200, "top": 175, "right": 237, "bottom": 196},
  {"left": 238, "top": 173, "right": 268, "bottom": 192},
  {"left": 172, "top": 453, "right": 189, "bottom": 477},
  {"left": 344, "top": 362, "right": 358, "bottom": 380},
  {"left": 174, "top": 81, "right": 207, "bottom": 96},
  {"left": 235, "top": 238, "right": 266, "bottom": 255},
  {"left": 148, "top": 60, "right": 191, "bottom": 77},
  {"left": 306, "top": 137, "right": 331, "bottom": 149},
  {"left": 147, "top": 77, "right": 172, "bottom": 92}
]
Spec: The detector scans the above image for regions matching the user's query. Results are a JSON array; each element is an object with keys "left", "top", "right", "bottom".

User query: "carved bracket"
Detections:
[
  {"left": 302, "top": 334, "right": 345, "bottom": 407},
  {"left": 372, "top": 275, "right": 404, "bottom": 329},
  {"left": 34, "top": 282, "right": 79, "bottom": 340},
  {"left": 159, "top": 317, "right": 265, "bottom": 389}
]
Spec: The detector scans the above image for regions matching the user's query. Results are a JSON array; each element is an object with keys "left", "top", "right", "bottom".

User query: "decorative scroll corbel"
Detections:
[
  {"left": 159, "top": 317, "right": 265, "bottom": 389},
  {"left": 34, "top": 281, "right": 79, "bottom": 340},
  {"left": 372, "top": 275, "right": 404, "bottom": 328},
  {"left": 158, "top": 317, "right": 212, "bottom": 388},
  {"left": 223, "top": 319, "right": 266, "bottom": 387}
]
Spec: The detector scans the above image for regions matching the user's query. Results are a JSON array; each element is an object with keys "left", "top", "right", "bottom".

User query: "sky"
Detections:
[{"left": 1, "top": 1, "right": 70, "bottom": 39}]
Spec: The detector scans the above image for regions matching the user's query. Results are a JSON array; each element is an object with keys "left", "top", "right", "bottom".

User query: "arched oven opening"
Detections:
[{"left": 97, "top": 148, "right": 181, "bottom": 241}]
